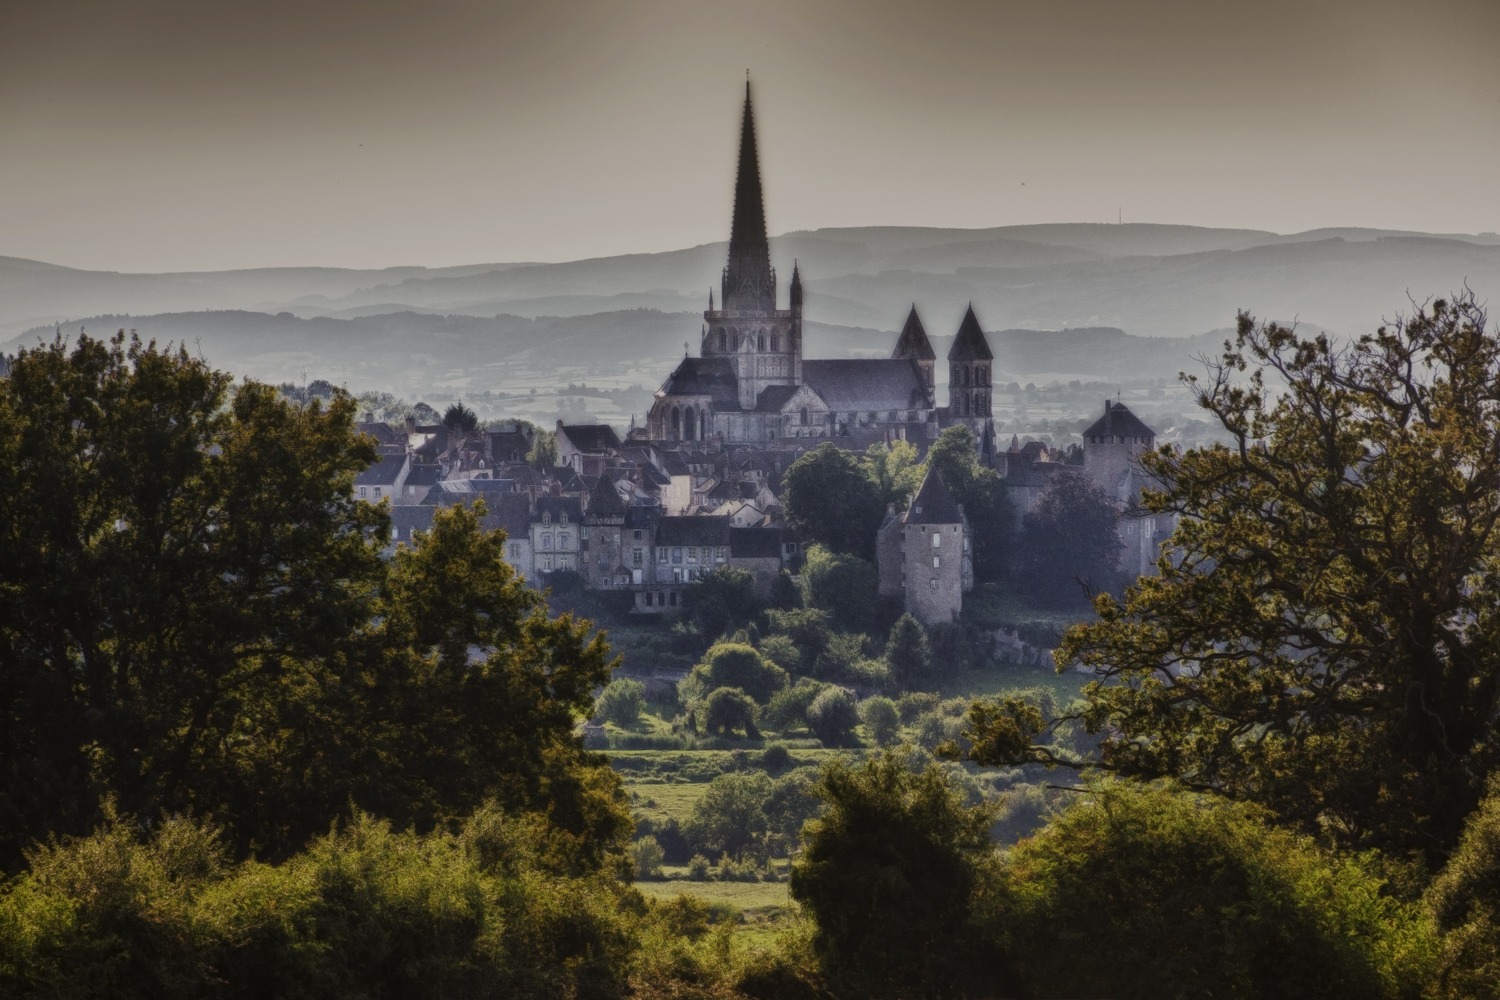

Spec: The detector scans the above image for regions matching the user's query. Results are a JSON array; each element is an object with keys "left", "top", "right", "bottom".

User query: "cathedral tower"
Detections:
[
  {"left": 948, "top": 304, "right": 993, "bottom": 420},
  {"left": 892, "top": 304, "right": 936, "bottom": 397},
  {"left": 700, "top": 80, "right": 800, "bottom": 410}
]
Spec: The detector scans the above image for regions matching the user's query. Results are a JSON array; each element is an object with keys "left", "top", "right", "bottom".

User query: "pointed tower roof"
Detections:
[
  {"left": 892, "top": 305, "right": 936, "bottom": 360},
  {"left": 586, "top": 469, "right": 628, "bottom": 519},
  {"left": 905, "top": 468, "right": 963, "bottom": 525},
  {"left": 722, "top": 80, "right": 775, "bottom": 312},
  {"left": 948, "top": 304, "right": 994, "bottom": 361}
]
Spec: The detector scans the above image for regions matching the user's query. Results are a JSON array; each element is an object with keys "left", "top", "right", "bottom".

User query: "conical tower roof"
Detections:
[
  {"left": 586, "top": 470, "right": 628, "bottom": 518},
  {"left": 948, "top": 304, "right": 993, "bottom": 361},
  {"left": 905, "top": 468, "right": 963, "bottom": 524},
  {"left": 722, "top": 81, "right": 775, "bottom": 312},
  {"left": 893, "top": 305, "right": 936, "bottom": 360}
]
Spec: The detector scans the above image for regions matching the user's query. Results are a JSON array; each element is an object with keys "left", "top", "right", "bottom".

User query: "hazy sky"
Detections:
[{"left": 3, "top": 0, "right": 1498, "bottom": 272}]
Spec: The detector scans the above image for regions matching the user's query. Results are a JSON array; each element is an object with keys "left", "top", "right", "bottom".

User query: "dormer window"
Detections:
[
  {"left": 543, "top": 513, "right": 551, "bottom": 526},
  {"left": 560, "top": 512, "right": 569, "bottom": 525}
]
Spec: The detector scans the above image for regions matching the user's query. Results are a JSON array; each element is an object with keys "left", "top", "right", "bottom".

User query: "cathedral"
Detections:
[{"left": 647, "top": 83, "right": 997, "bottom": 455}]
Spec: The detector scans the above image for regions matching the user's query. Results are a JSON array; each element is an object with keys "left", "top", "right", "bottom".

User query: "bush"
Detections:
[
  {"left": 700, "top": 687, "right": 760, "bottom": 738},
  {"left": 632, "top": 836, "right": 665, "bottom": 879},
  {"left": 687, "top": 854, "right": 711, "bottom": 881},
  {"left": 915, "top": 711, "right": 962, "bottom": 752},
  {"left": 812, "top": 631, "right": 866, "bottom": 681},
  {"left": 763, "top": 679, "right": 827, "bottom": 733},
  {"left": 595, "top": 677, "right": 645, "bottom": 728},
  {"left": 760, "top": 743, "right": 794, "bottom": 773},
  {"left": 790, "top": 751, "right": 1001, "bottom": 998},
  {"left": 897, "top": 691, "right": 940, "bottom": 723},
  {"left": 860, "top": 697, "right": 901, "bottom": 747},
  {"left": 1427, "top": 774, "right": 1500, "bottom": 998},
  {"left": 806, "top": 687, "right": 860, "bottom": 748},
  {"left": 927, "top": 620, "right": 972, "bottom": 676},
  {"left": 990, "top": 782, "right": 1436, "bottom": 1000},
  {"left": 765, "top": 607, "right": 834, "bottom": 665}
]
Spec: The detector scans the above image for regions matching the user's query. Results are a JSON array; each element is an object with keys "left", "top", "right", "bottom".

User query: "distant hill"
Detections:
[{"left": 4, "top": 223, "right": 1497, "bottom": 342}]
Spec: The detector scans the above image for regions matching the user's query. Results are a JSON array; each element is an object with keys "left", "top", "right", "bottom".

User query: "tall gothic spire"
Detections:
[{"left": 722, "top": 79, "right": 776, "bottom": 312}]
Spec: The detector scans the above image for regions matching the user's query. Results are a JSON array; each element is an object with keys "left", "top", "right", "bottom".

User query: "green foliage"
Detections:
[
  {"left": 1053, "top": 299, "right": 1500, "bottom": 859},
  {"left": 798, "top": 544, "right": 878, "bottom": 634},
  {"left": 925, "top": 425, "right": 1015, "bottom": 582},
  {"left": 687, "top": 643, "right": 788, "bottom": 705},
  {"left": 763, "top": 680, "right": 828, "bottom": 733},
  {"left": 759, "top": 744, "right": 793, "bottom": 773},
  {"left": 597, "top": 678, "right": 646, "bottom": 728},
  {"left": 915, "top": 711, "right": 963, "bottom": 752},
  {"left": 990, "top": 783, "right": 1436, "bottom": 1000},
  {"left": 926, "top": 619, "right": 973, "bottom": 676},
  {"left": 885, "top": 613, "right": 931, "bottom": 687},
  {"left": 684, "top": 772, "right": 771, "bottom": 860},
  {"left": 683, "top": 567, "right": 761, "bottom": 639},
  {"left": 1426, "top": 774, "right": 1500, "bottom": 998},
  {"left": 790, "top": 750, "right": 1002, "bottom": 998},
  {"left": 632, "top": 835, "right": 665, "bottom": 880},
  {"left": 441, "top": 401, "right": 480, "bottom": 434},
  {"left": 687, "top": 854, "right": 711, "bottom": 881},
  {"left": 811, "top": 630, "right": 866, "bottom": 681},
  {"left": 701, "top": 687, "right": 760, "bottom": 738},
  {"left": 897, "top": 691, "right": 940, "bottom": 723},
  {"left": 861, "top": 439, "right": 926, "bottom": 510},
  {"left": 1018, "top": 472, "right": 1123, "bottom": 606},
  {"left": 0, "top": 806, "right": 639, "bottom": 999},
  {"left": 757, "top": 634, "right": 801, "bottom": 673},
  {"left": 782, "top": 442, "right": 885, "bottom": 559},
  {"left": 767, "top": 569, "right": 802, "bottom": 611},
  {"left": 860, "top": 697, "right": 901, "bottom": 747},
  {"left": 764, "top": 607, "right": 833, "bottom": 666},
  {"left": 527, "top": 429, "right": 558, "bottom": 470},
  {"left": 805, "top": 688, "right": 860, "bottom": 748},
  {"left": 0, "top": 334, "right": 628, "bottom": 870}
]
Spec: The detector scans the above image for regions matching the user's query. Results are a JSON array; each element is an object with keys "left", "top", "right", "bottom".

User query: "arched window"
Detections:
[
  {"left": 729, "top": 328, "right": 738, "bottom": 351},
  {"left": 771, "top": 333, "right": 779, "bottom": 351},
  {"left": 670, "top": 406, "right": 680, "bottom": 440},
  {"left": 717, "top": 328, "right": 726, "bottom": 351},
  {"left": 800, "top": 407, "right": 808, "bottom": 426},
  {"left": 758, "top": 333, "right": 766, "bottom": 351},
  {"left": 684, "top": 408, "right": 695, "bottom": 441},
  {"left": 963, "top": 366, "right": 971, "bottom": 387}
]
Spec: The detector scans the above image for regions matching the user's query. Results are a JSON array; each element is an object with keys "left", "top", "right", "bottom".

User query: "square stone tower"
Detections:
[{"left": 877, "top": 469, "right": 973, "bottom": 624}]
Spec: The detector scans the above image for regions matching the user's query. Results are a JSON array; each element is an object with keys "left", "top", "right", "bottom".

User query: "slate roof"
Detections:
[
  {"left": 1082, "top": 401, "right": 1157, "bottom": 440},
  {"left": 389, "top": 505, "right": 435, "bottom": 544},
  {"left": 753, "top": 384, "right": 802, "bottom": 412},
  {"left": 801, "top": 359, "right": 929, "bottom": 411},
  {"left": 948, "top": 305, "right": 994, "bottom": 361},
  {"left": 355, "top": 452, "right": 405, "bottom": 486},
  {"left": 892, "top": 306, "right": 937, "bottom": 360},
  {"left": 660, "top": 451, "right": 690, "bottom": 476},
  {"left": 558, "top": 424, "right": 621, "bottom": 453},
  {"left": 358, "top": 422, "right": 406, "bottom": 447},
  {"left": 483, "top": 492, "right": 533, "bottom": 541},
  {"left": 405, "top": 464, "right": 441, "bottom": 487},
  {"left": 533, "top": 495, "right": 583, "bottom": 525},
  {"left": 626, "top": 505, "right": 662, "bottom": 532},
  {"left": 488, "top": 430, "right": 532, "bottom": 463},
  {"left": 905, "top": 469, "right": 963, "bottom": 525},
  {"left": 657, "top": 357, "right": 741, "bottom": 409},
  {"left": 730, "top": 526, "right": 782, "bottom": 559},
  {"left": 655, "top": 515, "right": 732, "bottom": 547},
  {"left": 586, "top": 469, "right": 629, "bottom": 518}
]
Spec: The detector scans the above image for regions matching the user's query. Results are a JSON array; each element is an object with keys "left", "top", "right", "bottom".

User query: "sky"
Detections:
[{"left": 3, "top": 0, "right": 1498, "bottom": 273}]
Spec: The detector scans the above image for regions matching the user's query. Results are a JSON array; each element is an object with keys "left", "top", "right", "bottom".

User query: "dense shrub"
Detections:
[
  {"left": 915, "top": 711, "right": 962, "bottom": 751},
  {"left": 805, "top": 688, "right": 860, "bottom": 748},
  {"left": 926, "top": 620, "right": 973, "bottom": 675},
  {"left": 1427, "top": 774, "right": 1500, "bottom": 998},
  {"left": 799, "top": 545, "right": 878, "bottom": 633},
  {"left": 790, "top": 750, "right": 1003, "bottom": 998},
  {"left": 759, "top": 744, "right": 793, "bottom": 773},
  {"left": 596, "top": 677, "right": 646, "bottom": 728},
  {"left": 684, "top": 773, "right": 772, "bottom": 860},
  {"left": 885, "top": 613, "right": 931, "bottom": 686},
  {"left": 632, "top": 836, "right": 665, "bottom": 879},
  {"left": 764, "top": 607, "right": 834, "bottom": 665},
  {"left": 897, "top": 691, "right": 940, "bottom": 723},
  {"left": 763, "top": 679, "right": 827, "bottom": 733},
  {"left": 757, "top": 634, "right": 801, "bottom": 672},
  {"left": 989, "top": 783, "right": 1436, "bottom": 1000},
  {"left": 0, "top": 806, "right": 638, "bottom": 1000}
]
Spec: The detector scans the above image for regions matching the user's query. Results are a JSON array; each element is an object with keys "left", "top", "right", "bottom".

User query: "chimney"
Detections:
[
  {"left": 405, "top": 415, "right": 416, "bottom": 436},
  {"left": 362, "top": 411, "right": 374, "bottom": 423},
  {"left": 887, "top": 501, "right": 896, "bottom": 516}
]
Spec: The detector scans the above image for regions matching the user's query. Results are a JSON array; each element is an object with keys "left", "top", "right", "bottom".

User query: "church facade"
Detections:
[{"left": 647, "top": 83, "right": 995, "bottom": 454}]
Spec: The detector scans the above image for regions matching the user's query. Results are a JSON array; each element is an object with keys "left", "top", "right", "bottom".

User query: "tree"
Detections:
[
  {"left": 789, "top": 751, "right": 1001, "bottom": 998},
  {"left": 860, "top": 696, "right": 900, "bottom": 746},
  {"left": 767, "top": 569, "right": 802, "bottom": 610},
  {"left": 1427, "top": 773, "right": 1500, "bottom": 996},
  {"left": 783, "top": 442, "right": 885, "bottom": 559},
  {"left": 412, "top": 401, "right": 441, "bottom": 423},
  {"left": 763, "top": 679, "right": 827, "bottom": 733},
  {"left": 632, "top": 834, "right": 666, "bottom": 879},
  {"left": 990, "top": 783, "right": 1431, "bottom": 1000},
  {"left": 701, "top": 687, "right": 760, "bottom": 738},
  {"left": 441, "top": 401, "right": 480, "bottom": 435},
  {"left": 885, "top": 613, "right": 931, "bottom": 686},
  {"left": 925, "top": 425, "right": 1015, "bottom": 582},
  {"left": 595, "top": 678, "right": 645, "bottom": 728},
  {"left": 964, "top": 298, "right": 1500, "bottom": 861},
  {"left": 1018, "top": 473, "right": 1123, "bottom": 606},
  {"left": 684, "top": 771, "right": 771, "bottom": 859},
  {"left": 0, "top": 334, "right": 629, "bottom": 871},
  {"left": 861, "top": 439, "right": 925, "bottom": 509},
  {"left": 527, "top": 430, "right": 558, "bottom": 470},
  {"left": 805, "top": 687, "right": 860, "bottom": 747},
  {"left": 798, "top": 544, "right": 878, "bottom": 634},
  {"left": 684, "top": 643, "right": 788, "bottom": 704},
  {"left": 682, "top": 566, "right": 760, "bottom": 639}
]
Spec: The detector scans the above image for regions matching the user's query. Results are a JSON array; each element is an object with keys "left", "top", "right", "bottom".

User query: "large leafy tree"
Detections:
[
  {"left": 0, "top": 334, "right": 625, "bottom": 870},
  {"left": 959, "top": 297, "right": 1500, "bottom": 860},
  {"left": 926, "top": 425, "right": 1014, "bottom": 582},
  {"left": 861, "top": 439, "right": 925, "bottom": 510},
  {"left": 1018, "top": 473, "right": 1123, "bottom": 606},
  {"left": 782, "top": 442, "right": 885, "bottom": 559}
]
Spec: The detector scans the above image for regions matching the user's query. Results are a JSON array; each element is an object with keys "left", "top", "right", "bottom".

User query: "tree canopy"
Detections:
[
  {"left": 1018, "top": 472, "right": 1123, "bottom": 605},
  {"left": 782, "top": 442, "right": 885, "bottom": 559},
  {"left": 960, "top": 297, "right": 1500, "bottom": 860},
  {"left": 926, "top": 425, "right": 1014, "bottom": 582}
]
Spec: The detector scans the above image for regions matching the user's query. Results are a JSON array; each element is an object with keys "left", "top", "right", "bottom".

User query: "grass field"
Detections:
[
  {"left": 634, "top": 878, "right": 790, "bottom": 910},
  {"left": 627, "top": 781, "right": 711, "bottom": 822}
]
